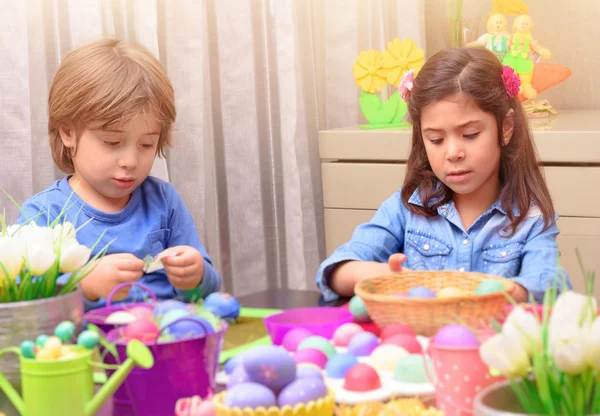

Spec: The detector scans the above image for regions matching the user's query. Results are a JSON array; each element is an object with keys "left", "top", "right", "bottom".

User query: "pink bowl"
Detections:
[{"left": 264, "top": 307, "right": 353, "bottom": 345}]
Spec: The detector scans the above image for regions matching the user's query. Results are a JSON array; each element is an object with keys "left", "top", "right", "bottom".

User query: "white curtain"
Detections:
[{"left": 0, "top": 0, "right": 425, "bottom": 296}]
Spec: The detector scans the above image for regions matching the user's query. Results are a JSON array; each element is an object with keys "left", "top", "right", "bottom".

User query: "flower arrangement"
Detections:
[{"left": 480, "top": 255, "right": 600, "bottom": 415}]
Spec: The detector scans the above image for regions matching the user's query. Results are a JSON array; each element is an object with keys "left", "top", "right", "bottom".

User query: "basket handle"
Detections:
[
  {"left": 106, "top": 282, "right": 157, "bottom": 307},
  {"left": 154, "top": 317, "right": 211, "bottom": 345}
]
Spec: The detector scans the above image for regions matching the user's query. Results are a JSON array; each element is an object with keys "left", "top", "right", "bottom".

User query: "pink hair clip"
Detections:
[
  {"left": 502, "top": 66, "right": 520, "bottom": 99},
  {"left": 399, "top": 69, "right": 415, "bottom": 101}
]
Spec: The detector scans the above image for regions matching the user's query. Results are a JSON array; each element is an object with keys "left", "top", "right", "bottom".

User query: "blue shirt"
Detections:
[
  {"left": 316, "top": 188, "right": 571, "bottom": 303},
  {"left": 17, "top": 176, "right": 221, "bottom": 310}
]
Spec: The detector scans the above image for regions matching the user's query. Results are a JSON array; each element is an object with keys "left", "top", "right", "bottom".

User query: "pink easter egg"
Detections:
[
  {"left": 380, "top": 323, "right": 416, "bottom": 340},
  {"left": 343, "top": 363, "right": 381, "bottom": 392},
  {"left": 294, "top": 347, "right": 328, "bottom": 369},
  {"left": 382, "top": 334, "right": 422, "bottom": 354},
  {"left": 332, "top": 323, "right": 364, "bottom": 347},
  {"left": 194, "top": 400, "right": 216, "bottom": 416},
  {"left": 128, "top": 306, "right": 154, "bottom": 321},
  {"left": 282, "top": 328, "right": 314, "bottom": 352},
  {"left": 122, "top": 319, "right": 160, "bottom": 343},
  {"left": 433, "top": 324, "right": 479, "bottom": 348}
]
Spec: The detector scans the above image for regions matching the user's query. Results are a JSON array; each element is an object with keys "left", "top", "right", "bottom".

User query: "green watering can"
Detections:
[{"left": 0, "top": 340, "right": 153, "bottom": 416}]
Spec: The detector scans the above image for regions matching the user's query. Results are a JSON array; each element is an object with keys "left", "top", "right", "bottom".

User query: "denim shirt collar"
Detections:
[{"left": 407, "top": 186, "right": 510, "bottom": 217}]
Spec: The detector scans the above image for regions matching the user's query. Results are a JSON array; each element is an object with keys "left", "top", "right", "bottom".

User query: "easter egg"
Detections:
[
  {"left": 227, "top": 365, "right": 251, "bottom": 389},
  {"left": 325, "top": 353, "right": 359, "bottom": 379},
  {"left": 243, "top": 346, "right": 296, "bottom": 392},
  {"left": 193, "top": 308, "right": 222, "bottom": 331},
  {"left": 105, "top": 311, "right": 137, "bottom": 325},
  {"left": 36, "top": 348, "right": 54, "bottom": 361},
  {"left": 393, "top": 354, "right": 433, "bottom": 384},
  {"left": 54, "top": 321, "right": 76, "bottom": 342},
  {"left": 392, "top": 293, "right": 408, "bottom": 297},
  {"left": 347, "top": 332, "right": 379, "bottom": 357},
  {"left": 343, "top": 363, "right": 381, "bottom": 392},
  {"left": 370, "top": 345, "right": 410, "bottom": 372},
  {"left": 203, "top": 292, "right": 241, "bottom": 320},
  {"left": 380, "top": 323, "right": 416, "bottom": 340},
  {"left": 159, "top": 308, "right": 191, "bottom": 329},
  {"left": 433, "top": 324, "right": 479, "bottom": 347},
  {"left": 36, "top": 334, "right": 49, "bottom": 348},
  {"left": 407, "top": 286, "right": 437, "bottom": 298},
  {"left": 44, "top": 336, "right": 63, "bottom": 359},
  {"left": 128, "top": 305, "right": 154, "bottom": 321},
  {"left": 294, "top": 348, "right": 328, "bottom": 369},
  {"left": 296, "top": 364, "right": 324, "bottom": 380},
  {"left": 332, "top": 323, "right": 364, "bottom": 347},
  {"left": 59, "top": 346, "right": 78, "bottom": 360},
  {"left": 123, "top": 319, "right": 160, "bottom": 343},
  {"left": 281, "top": 328, "right": 314, "bottom": 352},
  {"left": 224, "top": 353, "right": 245, "bottom": 375},
  {"left": 349, "top": 296, "right": 370, "bottom": 322},
  {"left": 167, "top": 316, "right": 214, "bottom": 340},
  {"left": 437, "top": 287, "right": 468, "bottom": 298},
  {"left": 277, "top": 378, "right": 328, "bottom": 407},
  {"left": 20, "top": 340, "right": 36, "bottom": 359},
  {"left": 77, "top": 330, "right": 100, "bottom": 349},
  {"left": 223, "top": 382, "right": 277, "bottom": 409},
  {"left": 475, "top": 279, "right": 506, "bottom": 295},
  {"left": 383, "top": 334, "right": 423, "bottom": 354},
  {"left": 153, "top": 299, "right": 188, "bottom": 318},
  {"left": 297, "top": 336, "right": 336, "bottom": 359}
]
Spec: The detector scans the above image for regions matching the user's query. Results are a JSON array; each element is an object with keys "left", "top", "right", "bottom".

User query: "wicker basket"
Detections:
[{"left": 354, "top": 271, "right": 515, "bottom": 337}]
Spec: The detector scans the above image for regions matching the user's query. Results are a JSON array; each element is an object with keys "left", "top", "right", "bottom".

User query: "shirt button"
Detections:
[
  {"left": 463, "top": 239, "right": 469, "bottom": 245},
  {"left": 459, "top": 267, "right": 465, "bottom": 272},
  {"left": 424, "top": 244, "right": 430, "bottom": 251},
  {"left": 440, "top": 205, "right": 447, "bottom": 212},
  {"left": 501, "top": 251, "right": 507, "bottom": 257}
]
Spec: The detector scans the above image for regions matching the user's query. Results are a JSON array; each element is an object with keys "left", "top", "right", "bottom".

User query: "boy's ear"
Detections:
[
  {"left": 59, "top": 125, "right": 76, "bottom": 149},
  {"left": 502, "top": 109, "right": 515, "bottom": 146}
]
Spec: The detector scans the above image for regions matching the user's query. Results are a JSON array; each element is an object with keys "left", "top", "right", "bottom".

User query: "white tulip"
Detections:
[
  {"left": 480, "top": 332, "right": 531, "bottom": 379},
  {"left": 0, "top": 237, "right": 24, "bottom": 280},
  {"left": 585, "top": 317, "right": 600, "bottom": 370},
  {"left": 552, "top": 326, "right": 588, "bottom": 375},
  {"left": 59, "top": 241, "right": 91, "bottom": 273},
  {"left": 52, "top": 222, "right": 76, "bottom": 245},
  {"left": 549, "top": 291, "right": 597, "bottom": 350},
  {"left": 21, "top": 226, "right": 57, "bottom": 276},
  {"left": 502, "top": 306, "right": 541, "bottom": 357}
]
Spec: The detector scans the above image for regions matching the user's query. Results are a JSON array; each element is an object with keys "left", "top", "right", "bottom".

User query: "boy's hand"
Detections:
[
  {"left": 79, "top": 253, "right": 144, "bottom": 301},
  {"left": 161, "top": 245, "right": 204, "bottom": 290}
]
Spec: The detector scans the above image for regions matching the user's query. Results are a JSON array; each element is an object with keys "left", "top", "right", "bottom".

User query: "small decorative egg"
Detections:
[
  {"left": 105, "top": 311, "right": 137, "bottom": 325},
  {"left": 77, "top": 330, "right": 100, "bottom": 349},
  {"left": 127, "top": 305, "right": 154, "bottom": 321},
  {"left": 296, "top": 364, "right": 324, "bottom": 380},
  {"left": 407, "top": 286, "right": 437, "bottom": 298},
  {"left": 370, "top": 344, "right": 410, "bottom": 372},
  {"left": 281, "top": 328, "right": 314, "bottom": 352},
  {"left": 36, "top": 348, "right": 54, "bottom": 361},
  {"left": 332, "top": 323, "right": 364, "bottom": 347},
  {"left": 437, "top": 287, "right": 468, "bottom": 298},
  {"left": 54, "top": 321, "right": 76, "bottom": 342},
  {"left": 343, "top": 363, "right": 381, "bottom": 392},
  {"left": 44, "top": 336, "right": 63, "bottom": 359},
  {"left": 59, "top": 346, "right": 78, "bottom": 360},
  {"left": 294, "top": 348, "right": 328, "bottom": 369},
  {"left": 159, "top": 308, "right": 191, "bottom": 329},
  {"left": 36, "top": 334, "right": 49, "bottom": 348},
  {"left": 167, "top": 316, "right": 214, "bottom": 340},
  {"left": 122, "top": 319, "right": 160, "bottom": 343},
  {"left": 152, "top": 299, "right": 188, "bottom": 319},
  {"left": 347, "top": 332, "right": 379, "bottom": 357},
  {"left": 224, "top": 353, "right": 245, "bottom": 375},
  {"left": 325, "top": 353, "right": 359, "bottom": 379},
  {"left": 349, "top": 296, "right": 370, "bottom": 322},
  {"left": 382, "top": 334, "right": 423, "bottom": 354},
  {"left": 20, "top": 340, "right": 36, "bottom": 359},
  {"left": 380, "top": 323, "right": 416, "bottom": 340},
  {"left": 277, "top": 378, "right": 328, "bottom": 407},
  {"left": 433, "top": 324, "right": 479, "bottom": 347},
  {"left": 243, "top": 346, "right": 296, "bottom": 392},
  {"left": 223, "top": 382, "right": 277, "bottom": 409},
  {"left": 227, "top": 364, "right": 251, "bottom": 389},
  {"left": 393, "top": 354, "right": 433, "bottom": 384},
  {"left": 297, "top": 336, "right": 336, "bottom": 359},
  {"left": 475, "top": 279, "right": 506, "bottom": 295},
  {"left": 203, "top": 292, "right": 241, "bottom": 320}
]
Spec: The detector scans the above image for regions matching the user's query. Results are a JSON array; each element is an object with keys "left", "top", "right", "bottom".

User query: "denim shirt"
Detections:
[{"left": 316, "top": 188, "right": 571, "bottom": 303}]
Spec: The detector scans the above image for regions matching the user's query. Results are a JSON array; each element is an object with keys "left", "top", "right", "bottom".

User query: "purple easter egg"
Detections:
[
  {"left": 407, "top": 286, "right": 437, "bottom": 298},
  {"left": 332, "top": 323, "right": 364, "bottom": 347},
  {"left": 294, "top": 348, "right": 328, "bottom": 369},
  {"left": 227, "top": 365, "right": 251, "bottom": 389},
  {"left": 277, "top": 378, "right": 328, "bottom": 407},
  {"left": 242, "top": 346, "right": 296, "bottom": 393},
  {"left": 223, "top": 382, "right": 277, "bottom": 408},
  {"left": 433, "top": 324, "right": 479, "bottom": 347},
  {"left": 347, "top": 332, "right": 380, "bottom": 356},
  {"left": 282, "top": 328, "right": 314, "bottom": 352},
  {"left": 296, "top": 364, "right": 324, "bottom": 380}
]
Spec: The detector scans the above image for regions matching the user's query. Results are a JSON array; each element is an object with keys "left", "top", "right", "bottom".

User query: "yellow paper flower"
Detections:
[
  {"left": 352, "top": 50, "right": 386, "bottom": 93},
  {"left": 380, "top": 38, "right": 425, "bottom": 87}
]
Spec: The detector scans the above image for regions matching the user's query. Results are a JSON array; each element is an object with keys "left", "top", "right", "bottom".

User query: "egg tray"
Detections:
[
  {"left": 355, "top": 271, "right": 515, "bottom": 336},
  {"left": 212, "top": 389, "right": 336, "bottom": 416}
]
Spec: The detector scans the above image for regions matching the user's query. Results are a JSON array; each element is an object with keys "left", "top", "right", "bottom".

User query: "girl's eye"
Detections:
[
  {"left": 141, "top": 143, "right": 155, "bottom": 149},
  {"left": 104, "top": 141, "right": 120, "bottom": 147},
  {"left": 464, "top": 132, "right": 480, "bottom": 139},
  {"left": 430, "top": 138, "right": 443, "bottom": 145}
]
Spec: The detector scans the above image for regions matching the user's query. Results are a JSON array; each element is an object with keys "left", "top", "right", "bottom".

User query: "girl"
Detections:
[{"left": 316, "top": 47, "right": 570, "bottom": 304}]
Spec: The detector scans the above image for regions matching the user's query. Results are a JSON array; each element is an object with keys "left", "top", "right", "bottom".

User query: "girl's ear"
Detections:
[
  {"left": 502, "top": 109, "right": 515, "bottom": 146},
  {"left": 59, "top": 125, "right": 76, "bottom": 150}
]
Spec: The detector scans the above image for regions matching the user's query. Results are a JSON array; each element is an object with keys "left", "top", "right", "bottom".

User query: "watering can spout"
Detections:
[
  {"left": 0, "top": 348, "right": 25, "bottom": 415},
  {"left": 85, "top": 340, "right": 154, "bottom": 416}
]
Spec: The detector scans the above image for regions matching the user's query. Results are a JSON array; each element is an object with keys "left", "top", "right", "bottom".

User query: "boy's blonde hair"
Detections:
[{"left": 48, "top": 38, "right": 176, "bottom": 173}]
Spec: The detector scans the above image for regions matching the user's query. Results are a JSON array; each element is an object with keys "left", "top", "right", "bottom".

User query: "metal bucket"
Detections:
[{"left": 0, "top": 289, "right": 84, "bottom": 385}]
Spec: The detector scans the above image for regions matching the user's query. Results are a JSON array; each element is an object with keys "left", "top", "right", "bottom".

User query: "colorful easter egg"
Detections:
[
  {"left": 36, "top": 334, "right": 49, "bottom": 348},
  {"left": 407, "top": 286, "right": 437, "bottom": 298},
  {"left": 349, "top": 296, "right": 370, "bottom": 322},
  {"left": 437, "top": 287, "right": 468, "bottom": 298},
  {"left": 475, "top": 280, "right": 506, "bottom": 295},
  {"left": 380, "top": 323, "right": 416, "bottom": 340},
  {"left": 203, "top": 292, "right": 241, "bottom": 320},
  {"left": 44, "top": 336, "right": 63, "bottom": 359},
  {"left": 383, "top": 334, "right": 422, "bottom": 354},
  {"left": 297, "top": 336, "right": 336, "bottom": 359},
  {"left": 77, "top": 330, "right": 100, "bottom": 349},
  {"left": 153, "top": 299, "right": 188, "bottom": 318},
  {"left": 325, "top": 353, "right": 359, "bottom": 379},
  {"left": 20, "top": 340, "right": 36, "bottom": 359},
  {"left": 128, "top": 305, "right": 154, "bottom": 321},
  {"left": 122, "top": 319, "right": 160, "bottom": 343},
  {"left": 223, "top": 382, "right": 277, "bottom": 408},
  {"left": 105, "top": 311, "right": 137, "bottom": 325},
  {"left": 296, "top": 364, "right": 324, "bottom": 380},
  {"left": 167, "top": 315, "right": 214, "bottom": 340},
  {"left": 36, "top": 348, "right": 54, "bottom": 361},
  {"left": 294, "top": 348, "right": 328, "bottom": 369},
  {"left": 224, "top": 353, "right": 245, "bottom": 375},
  {"left": 159, "top": 308, "right": 191, "bottom": 329},
  {"left": 433, "top": 324, "right": 479, "bottom": 347},
  {"left": 281, "top": 328, "right": 314, "bottom": 352},
  {"left": 243, "top": 346, "right": 296, "bottom": 393},
  {"left": 54, "top": 321, "right": 76, "bottom": 342},
  {"left": 332, "top": 323, "right": 364, "bottom": 347},
  {"left": 393, "top": 354, "right": 433, "bottom": 384},
  {"left": 227, "top": 365, "right": 251, "bottom": 389},
  {"left": 370, "top": 344, "right": 410, "bottom": 372},
  {"left": 347, "top": 332, "right": 379, "bottom": 357},
  {"left": 277, "top": 378, "right": 328, "bottom": 407},
  {"left": 343, "top": 363, "right": 381, "bottom": 392}
]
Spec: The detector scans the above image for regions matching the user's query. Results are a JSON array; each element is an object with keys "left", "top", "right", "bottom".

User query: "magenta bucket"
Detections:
[
  {"left": 105, "top": 317, "right": 226, "bottom": 416},
  {"left": 264, "top": 307, "right": 353, "bottom": 345}
]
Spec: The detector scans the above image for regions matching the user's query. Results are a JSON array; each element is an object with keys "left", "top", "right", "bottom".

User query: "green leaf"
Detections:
[
  {"left": 389, "top": 92, "right": 408, "bottom": 123},
  {"left": 359, "top": 91, "right": 398, "bottom": 125}
]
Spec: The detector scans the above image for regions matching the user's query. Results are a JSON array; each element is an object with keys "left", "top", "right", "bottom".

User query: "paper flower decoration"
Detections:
[
  {"left": 352, "top": 50, "right": 386, "bottom": 93},
  {"left": 380, "top": 38, "right": 425, "bottom": 87}
]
